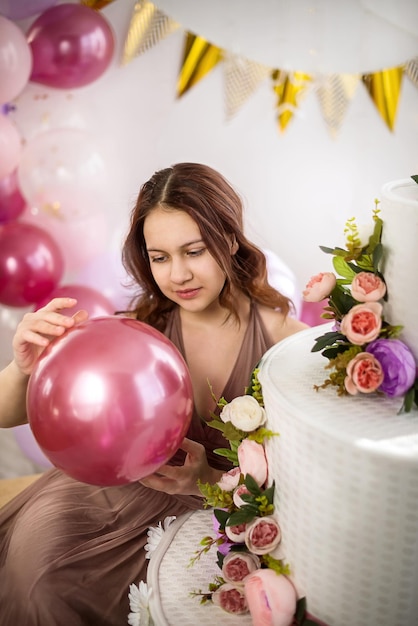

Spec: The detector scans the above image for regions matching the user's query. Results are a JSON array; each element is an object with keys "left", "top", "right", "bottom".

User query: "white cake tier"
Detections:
[
  {"left": 258, "top": 324, "right": 418, "bottom": 626},
  {"left": 380, "top": 178, "right": 418, "bottom": 363}
]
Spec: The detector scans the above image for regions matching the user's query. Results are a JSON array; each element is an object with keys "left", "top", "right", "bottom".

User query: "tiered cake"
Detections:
[{"left": 146, "top": 179, "right": 418, "bottom": 626}]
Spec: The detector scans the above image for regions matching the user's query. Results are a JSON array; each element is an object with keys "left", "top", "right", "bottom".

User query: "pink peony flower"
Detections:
[
  {"left": 221, "top": 551, "right": 260, "bottom": 585},
  {"left": 244, "top": 570, "right": 297, "bottom": 626},
  {"left": 303, "top": 272, "right": 336, "bottom": 302},
  {"left": 351, "top": 271, "right": 386, "bottom": 302},
  {"left": 245, "top": 516, "right": 281, "bottom": 555},
  {"left": 237, "top": 439, "right": 267, "bottom": 487},
  {"left": 233, "top": 483, "right": 251, "bottom": 508},
  {"left": 340, "top": 302, "right": 382, "bottom": 345},
  {"left": 344, "top": 352, "right": 384, "bottom": 395},
  {"left": 211, "top": 583, "right": 248, "bottom": 614},
  {"left": 217, "top": 466, "right": 241, "bottom": 491},
  {"left": 225, "top": 521, "right": 247, "bottom": 543}
]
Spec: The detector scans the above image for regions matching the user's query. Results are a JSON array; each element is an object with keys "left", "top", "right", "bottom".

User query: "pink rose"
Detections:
[
  {"left": 211, "top": 584, "right": 248, "bottom": 614},
  {"left": 221, "top": 551, "right": 260, "bottom": 585},
  {"left": 233, "top": 484, "right": 251, "bottom": 508},
  {"left": 217, "top": 466, "right": 241, "bottom": 491},
  {"left": 225, "top": 521, "right": 247, "bottom": 543},
  {"left": 344, "top": 352, "right": 384, "bottom": 395},
  {"left": 244, "top": 570, "right": 297, "bottom": 626},
  {"left": 303, "top": 272, "right": 336, "bottom": 302},
  {"left": 340, "top": 302, "right": 382, "bottom": 345},
  {"left": 351, "top": 271, "right": 386, "bottom": 302},
  {"left": 245, "top": 516, "right": 281, "bottom": 555},
  {"left": 237, "top": 439, "right": 267, "bottom": 487}
]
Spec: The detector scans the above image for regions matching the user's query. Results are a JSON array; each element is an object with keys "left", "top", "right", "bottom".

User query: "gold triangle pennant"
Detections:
[
  {"left": 362, "top": 66, "right": 403, "bottom": 132},
  {"left": 316, "top": 74, "right": 359, "bottom": 138},
  {"left": 405, "top": 57, "right": 418, "bottom": 88},
  {"left": 177, "top": 33, "right": 223, "bottom": 98},
  {"left": 272, "top": 69, "right": 312, "bottom": 132},
  {"left": 223, "top": 53, "right": 270, "bottom": 120},
  {"left": 121, "top": 0, "right": 179, "bottom": 66},
  {"left": 80, "top": 0, "right": 116, "bottom": 9}
]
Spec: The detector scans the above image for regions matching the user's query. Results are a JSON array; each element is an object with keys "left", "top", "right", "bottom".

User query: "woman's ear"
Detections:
[{"left": 229, "top": 235, "right": 239, "bottom": 255}]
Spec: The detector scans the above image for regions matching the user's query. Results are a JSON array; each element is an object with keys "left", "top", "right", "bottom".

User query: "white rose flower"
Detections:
[{"left": 220, "top": 395, "right": 266, "bottom": 432}]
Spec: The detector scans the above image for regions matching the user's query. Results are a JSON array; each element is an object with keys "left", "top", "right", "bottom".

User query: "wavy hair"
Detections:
[{"left": 122, "top": 163, "right": 292, "bottom": 331}]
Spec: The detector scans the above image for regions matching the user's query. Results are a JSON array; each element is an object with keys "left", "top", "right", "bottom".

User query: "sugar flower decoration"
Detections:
[
  {"left": 303, "top": 203, "right": 418, "bottom": 413},
  {"left": 128, "top": 581, "right": 153, "bottom": 626},
  {"left": 144, "top": 516, "right": 176, "bottom": 560}
]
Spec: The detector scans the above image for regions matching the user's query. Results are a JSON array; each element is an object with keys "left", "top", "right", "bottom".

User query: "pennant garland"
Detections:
[
  {"left": 316, "top": 74, "right": 359, "bottom": 137},
  {"left": 120, "top": 1, "right": 418, "bottom": 136},
  {"left": 272, "top": 70, "right": 313, "bottom": 132},
  {"left": 121, "top": 0, "right": 179, "bottom": 66},
  {"left": 223, "top": 53, "right": 270, "bottom": 120},
  {"left": 177, "top": 34, "right": 223, "bottom": 97},
  {"left": 362, "top": 66, "right": 403, "bottom": 131}
]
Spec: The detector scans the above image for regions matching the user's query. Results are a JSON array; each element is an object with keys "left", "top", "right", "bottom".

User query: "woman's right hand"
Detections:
[{"left": 12, "top": 298, "right": 89, "bottom": 376}]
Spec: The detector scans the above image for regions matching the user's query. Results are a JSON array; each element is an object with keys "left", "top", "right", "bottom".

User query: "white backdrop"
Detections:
[{"left": 2, "top": 0, "right": 418, "bottom": 350}]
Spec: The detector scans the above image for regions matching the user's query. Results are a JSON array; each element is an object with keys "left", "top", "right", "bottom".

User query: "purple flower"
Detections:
[{"left": 366, "top": 339, "right": 416, "bottom": 397}]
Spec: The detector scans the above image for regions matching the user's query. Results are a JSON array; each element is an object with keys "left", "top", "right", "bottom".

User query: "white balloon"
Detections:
[{"left": 155, "top": 0, "right": 418, "bottom": 74}]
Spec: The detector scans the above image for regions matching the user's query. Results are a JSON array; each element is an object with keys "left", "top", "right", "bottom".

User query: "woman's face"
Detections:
[{"left": 143, "top": 206, "right": 227, "bottom": 314}]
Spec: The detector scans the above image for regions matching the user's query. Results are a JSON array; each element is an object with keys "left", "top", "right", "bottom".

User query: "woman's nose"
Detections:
[{"left": 170, "top": 257, "right": 192, "bottom": 283}]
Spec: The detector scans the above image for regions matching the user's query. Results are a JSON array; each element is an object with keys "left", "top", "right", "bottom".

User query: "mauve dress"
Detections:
[{"left": 0, "top": 304, "right": 273, "bottom": 625}]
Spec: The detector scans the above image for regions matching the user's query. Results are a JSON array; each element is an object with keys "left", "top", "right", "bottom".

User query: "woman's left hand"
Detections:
[{"left": 139, "top": 437, "right": 222, "bottom": 496}]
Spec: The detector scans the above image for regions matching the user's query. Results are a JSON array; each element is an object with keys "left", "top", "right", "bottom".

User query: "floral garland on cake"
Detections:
[
  {"left": 188, "top": 371, "right": 321, "bottom": 626},
  {"left": 303, "top": 199, "right": 418, "bottom": 413}
]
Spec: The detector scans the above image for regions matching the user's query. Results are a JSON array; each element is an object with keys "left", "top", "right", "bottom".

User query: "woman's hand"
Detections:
[
  {"left": 139, "top": 438, "right": 223, "bottom": 496},
  {"left": 12, "top": 298, "right": 89, "bottom": 376}
]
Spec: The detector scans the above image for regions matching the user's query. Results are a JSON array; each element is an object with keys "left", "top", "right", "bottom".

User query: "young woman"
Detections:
[{"left": 0, "top": 163, "right": 307, "bottom": 625}]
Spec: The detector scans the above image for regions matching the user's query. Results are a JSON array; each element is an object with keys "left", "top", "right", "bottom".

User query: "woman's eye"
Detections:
[
  {"left": 150, "top": 255, "right": 166, "bottom": 263},
  {"left": 187, "top": 248, "right": 205, "bottom": 257}
]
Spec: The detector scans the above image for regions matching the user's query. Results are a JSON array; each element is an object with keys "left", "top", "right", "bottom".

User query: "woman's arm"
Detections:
[{"left": 0, "top": 298, "right": 88, "bottom": 428}]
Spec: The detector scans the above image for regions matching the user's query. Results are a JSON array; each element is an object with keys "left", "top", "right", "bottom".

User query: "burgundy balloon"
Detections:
[
  {"left": 0, "top": 169, "right": 26, "bottom": 223},
  {"left": 0, "top": 221, "right": 64, "bottom": 307},
  {"left": 27, "top": 316, "right": 194, "bottom": 486},
  {"left": 35, "top": 284, "right": 115, "bottom": 318},
  {"left": 26, "top": 3, "right": 115, "bottom": 89}
]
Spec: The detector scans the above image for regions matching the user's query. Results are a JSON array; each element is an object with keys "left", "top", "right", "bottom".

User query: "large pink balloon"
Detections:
[
  {"left": 0, "top": 169, "right": 26, "bottom": 223},
  {"left": 26, "top": 3, "right": 115, "bottom": 89},
  {"left": 0, "top": 114, "right": 22, "bottom": 179},
  {"left": 0, "top": 15, "right": 32, "bottom": 104},
  {"left": 0, "top": 221, "right": 64, "bottom": 307},
  {"left": 35, "top": 284, "right": 115, "bottom": 318},
  {"left": 27, "top": 316, "right": 194, "bottom": 486}
]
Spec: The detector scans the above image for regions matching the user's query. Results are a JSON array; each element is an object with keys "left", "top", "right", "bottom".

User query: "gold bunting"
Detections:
[
  {"left": 362, "top": 66, "right": 403, "bottom": 131},
  {"left": 405, "top": 57, "right": 418, "bottom": 88},
  {"left": 317, "top": 74, "right": 359, "bottom": 137},
  {"left": 177, "top": 33, "right": 223, "bottom": 98},
  {"left": 223, "top": 53, "right": 270, "bottom": 120},
  {"left": 121, "top": 0, "right": 179, "bottom": 66},
  {"left": 272, "top": 69, "right": 312, "bottom": 132}
]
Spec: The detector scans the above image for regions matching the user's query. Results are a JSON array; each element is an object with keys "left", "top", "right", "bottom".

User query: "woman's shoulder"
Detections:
[{"left": 256, "top": 304, "right": 309, "bottom": 344}]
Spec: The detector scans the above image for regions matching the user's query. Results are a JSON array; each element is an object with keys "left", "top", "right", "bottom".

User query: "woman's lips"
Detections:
[{"left": 176, "top": 288, "right": 201, "bottom": 299}]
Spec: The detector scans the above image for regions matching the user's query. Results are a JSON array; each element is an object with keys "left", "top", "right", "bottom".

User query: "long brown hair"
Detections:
[{"left": 122, "top": 163, "right": 292, "bottom": 331}]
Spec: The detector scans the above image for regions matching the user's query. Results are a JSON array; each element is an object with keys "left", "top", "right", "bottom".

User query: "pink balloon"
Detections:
[
  {"left": 27, "top": 3, "right": 115, "bottom": 89},
  {"left": 0, "top": 0, "right": 58, "bottom": 21},
  {"left": 300, "top": 300, "right": 329, "bottom": 327},
  {"left": 0, "top": 221, "right": 64, "bottom": 307},
  {"left": 13, "top": 424, "right": 53, "bottom": 469},
  {"left": 0, "top": 169, "right": 26, "bottom": 223},
  {"left": 35, "top": 284, "right": 115, "bottom": 318},
  {"left": 0, "top": 15, "right": 32, "bottom": 104},
  {"left": 27, "top": 316, "right": 194, "bottom": 486},
  {"left": 0, "top": 114, "right": 22, "bottom": 179}
]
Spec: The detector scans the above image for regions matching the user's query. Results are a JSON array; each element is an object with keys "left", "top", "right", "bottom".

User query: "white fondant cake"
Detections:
[
  {"left": 259, "top": 325, "right": 418, "bottom": 626},
  {"left": 380, "top": 178, "right": 418, "bottom": 363}
]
